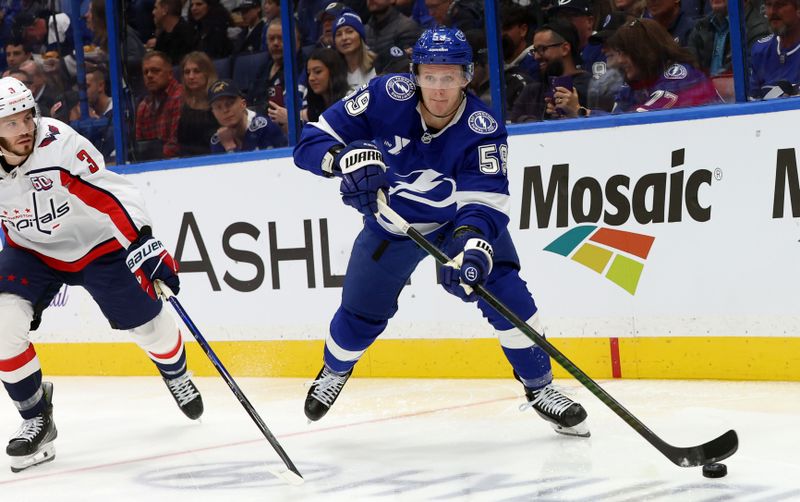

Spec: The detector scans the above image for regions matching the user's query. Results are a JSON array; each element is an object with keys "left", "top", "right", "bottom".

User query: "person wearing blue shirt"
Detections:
[
  {"left": 748, "top": 0, "right": 800, "bottom": 99},
  {"left": 208, "top": 79, "right": 287, "bottom": 153},
  {"left": 293, "top": 27, "right": 590, "bottom": 438}
]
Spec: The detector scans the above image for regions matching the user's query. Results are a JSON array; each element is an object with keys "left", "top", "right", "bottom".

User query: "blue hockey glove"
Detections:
[
  {"left": 126, "top": 227, "right": 180, "bottom": 300},
  {"left": 440, "top": 227, "right": 493, "bottom": 302},
  {"left": 335, "top": 140, "right": 389, "bottom": 217}
]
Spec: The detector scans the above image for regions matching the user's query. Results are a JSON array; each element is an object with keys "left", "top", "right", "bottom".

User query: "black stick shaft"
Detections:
[
  {"left": 167, "top": 295, "right": 303, "bottom": 478},
  {"left": 376, "top": 199, "right": 737, "bottom": 467}
]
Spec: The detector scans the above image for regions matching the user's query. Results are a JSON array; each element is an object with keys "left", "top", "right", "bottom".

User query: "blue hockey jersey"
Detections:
[
  {"left": 293, "top": 73, "right": 511, "bottom": 243},
  {"left": 748, "top": 34, "right": 800, "bottom": 99},
  {"left": 210, "top": 110, "right": 287, "bottom": 153}
]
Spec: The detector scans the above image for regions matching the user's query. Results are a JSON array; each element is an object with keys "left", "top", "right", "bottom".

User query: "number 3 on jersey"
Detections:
[
  {"left": 77, "top": 149, "right": 99, "bottom": 173},
  {"left": 478, "top": 144, "right": 507, "bottom": 175}
]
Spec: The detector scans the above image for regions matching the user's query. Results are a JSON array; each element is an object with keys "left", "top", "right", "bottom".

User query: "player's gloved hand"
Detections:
[
  {"left": 440, "top": 227, "right": 493, "bottom": 302},
  {"left": 335, "top": 140, "right": 389, "bottom": 217},
  {"left": 126, "top": 226, "right": 180, "bottom": 300}
]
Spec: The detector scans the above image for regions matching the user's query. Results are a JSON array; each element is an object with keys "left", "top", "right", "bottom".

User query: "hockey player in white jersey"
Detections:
[
  {"left": 0, "top": 77, "right": 203, "bottom": 473},
  {"left": 294, "top": 28, "right": 589, "bottom": 438}
]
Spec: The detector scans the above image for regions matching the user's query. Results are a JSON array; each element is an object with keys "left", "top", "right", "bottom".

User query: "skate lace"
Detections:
[
  {"left": 11, "top": 416, "right": 44, "bottom": 442},
  {"left": 308, "top": 369, "right": 348, "bottom": 406},
  {"left": 518, "top": 385, "right": 574, "bottom": 416},
  {"left": 166, "top": 372, "right": 200, "bottom": 406}
]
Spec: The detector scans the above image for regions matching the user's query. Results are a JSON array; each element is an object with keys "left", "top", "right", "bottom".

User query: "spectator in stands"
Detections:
[
  {"left": 5, "top": 38, "right": 31, "bottom": 69},
  {"left": 310, "top": 2, "right": 351, "bottom": 49},
  {"left": 332, "top": 12, "right": 376, "bottom": 88},
  {"left": 189, "top": 0, "right": 233, "bottom": 59},
  {"left": 687, "top": 0, "right": 768, "bottom": 81},
  {"left": 365, "top": 0, "right": 421, "bottom": 57},
  {"left": 465, "top": 29, "right": 531, "bottom": 110},
  {"left": 272, "top": 46, "right": 349, "bottom": 126},
  {"left": 87, "top": 0, "right": 146, "bottom": 67},
  {"left": 501, "top": 4, "right": 538, "bottom": 79},
  {"left": 19, "top": 59, "right": 58, "bottom": 115},
  {"left": 248, "top": 18, "right": 306, "bottom": 113},
  {"left": 148, "top": 0, "right": 194, "bottom": 66},
  {"left": 644, "top": 0, "right": 696, "bottom": 46},
  {"left": 232, "top": 1, "right": 265, "bottom": 54},
  {"left": 510, "top": 20, "right": 591, "bottom": 122},
  {"left": 550, "top": 0, "right": 607, "bottom": 73},
  {"left": 749, "top": 0, "right": 800, "bottom": 99},
  {"left": 423, "top": 0, "right": 483, "bottom": 31},
  {"left": 263, "top": 0, "right": 281, "bottom": 26},
  {"left": 208, "top": 78, "right": 287, "bottom": 152},
  {"left": 177, "top": 51, "right": 219, "bottom": 156},
  {"left": 14, "top": 10, "right": 73, "bottom": 57},
  {"left": 596, "top": 18, "right": 718, "bottom": 113},
  {"left": 585, "top": 12, "right": 628, "bottom": 112},
  {"left": 76, "top": 69, "right": 116, "bottom": 162},
  {"left": 135, "top": 51, "right": 183, "bottom": 158}
]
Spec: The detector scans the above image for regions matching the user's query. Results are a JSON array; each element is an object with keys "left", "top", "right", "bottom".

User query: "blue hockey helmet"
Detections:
[{"left": 411, "top": 27, "right": 474, "bottom": 86}]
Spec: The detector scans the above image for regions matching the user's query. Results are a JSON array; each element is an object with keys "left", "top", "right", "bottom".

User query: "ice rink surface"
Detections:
[{"left": 0, "top": 376, "right": 798, "bottom": 502}]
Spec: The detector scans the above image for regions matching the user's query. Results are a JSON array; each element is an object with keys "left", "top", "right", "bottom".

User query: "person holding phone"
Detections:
[{"left": 509, "top": 19, "right": 591, "bottom": 122}]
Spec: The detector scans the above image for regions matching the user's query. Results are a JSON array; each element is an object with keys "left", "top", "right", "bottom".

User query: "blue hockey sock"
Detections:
[
  {"left": 324, "top": 307, "right": 387, "bottom": 374},
  {"left": 502, "top": 345, "right": 553, "bottom": 389}
]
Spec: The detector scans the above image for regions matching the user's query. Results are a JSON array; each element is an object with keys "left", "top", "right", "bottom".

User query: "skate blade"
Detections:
[
  {"left": 10, "top": 443, "right": 56, "bottom": 473},
  {"left": 551, "top": 421, "right": 591, "bottom": 438}
]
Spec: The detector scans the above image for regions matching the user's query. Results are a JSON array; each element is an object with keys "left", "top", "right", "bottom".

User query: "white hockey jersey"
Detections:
[{"left": 0, "top": 118, "right": 151, "bottom": 271}]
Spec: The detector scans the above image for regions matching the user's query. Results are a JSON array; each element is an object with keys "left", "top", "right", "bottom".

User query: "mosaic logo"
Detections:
[{"left": 544, "top": 226, "right": 654, "bottom": 294}]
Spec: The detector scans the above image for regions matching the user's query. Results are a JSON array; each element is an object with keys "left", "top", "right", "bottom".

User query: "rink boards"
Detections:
[{"left": 31, "top": 108, "right": 800, "bottom": 380}]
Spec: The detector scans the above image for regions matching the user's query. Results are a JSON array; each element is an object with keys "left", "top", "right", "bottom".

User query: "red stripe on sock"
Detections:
[
  {"left": 149, "top": 332, "right": 183, "bottom": 360},
  {"left": 0, "top": 343, "right": 36, "bottom": 372}
]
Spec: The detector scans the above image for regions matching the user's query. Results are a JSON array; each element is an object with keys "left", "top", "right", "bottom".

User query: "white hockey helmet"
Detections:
[{"left": 0, "top": 77, "right": 37, "bottom": 119}]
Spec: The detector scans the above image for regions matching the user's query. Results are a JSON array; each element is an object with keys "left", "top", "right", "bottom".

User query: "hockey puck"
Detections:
[{"left": 702, "top": 463, "right": 727, "bottom": 478}]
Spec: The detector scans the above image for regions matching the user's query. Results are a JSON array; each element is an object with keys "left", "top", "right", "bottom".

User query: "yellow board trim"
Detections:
[{"left": 34, "top": 337, "right": 800, "bottom": 381}]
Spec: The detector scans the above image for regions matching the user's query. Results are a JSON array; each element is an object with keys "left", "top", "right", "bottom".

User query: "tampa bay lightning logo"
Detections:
[
  {"left": 463, "top": 266, "right": 478, "bottom": 282},
  {"left": 385, "top": 75, "right": 415, "bottom": 101},
  {"left": 664, "top": 63, "right": 688, "bottom": 80},
  {"left": 249, "top": 115, "right": 268, "bottom": 131},
  {"left": 467, "top": 111, "right": 498, "bottom": 134},
  {"left": 389, "top": 169, "right": 456, "bottom": 208}
]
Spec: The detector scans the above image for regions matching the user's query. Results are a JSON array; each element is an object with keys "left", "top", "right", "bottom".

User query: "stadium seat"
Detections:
[
  {"left": 213, "top": 57, "right": 232, "bottom": 79},
  {"left": 231, "top": 51, "right": 270, "bottom": 96}
]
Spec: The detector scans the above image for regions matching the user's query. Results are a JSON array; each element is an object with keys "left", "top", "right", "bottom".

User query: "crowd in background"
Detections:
[{"left": 0, "top": 0, "right": 795, "bottom": 163}]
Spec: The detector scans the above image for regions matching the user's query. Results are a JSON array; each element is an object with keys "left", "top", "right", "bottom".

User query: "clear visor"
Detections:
[
  {"left": 0, "top": 111, "right": 37, "bottom": 138},
  {"left": 413, "top": 67, "right": 472, "bottom": 89}
]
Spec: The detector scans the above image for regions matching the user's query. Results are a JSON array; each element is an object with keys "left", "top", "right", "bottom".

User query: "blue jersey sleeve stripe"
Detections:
[{"left": 309, "top": 116, "right": 347, "bottom": 146}]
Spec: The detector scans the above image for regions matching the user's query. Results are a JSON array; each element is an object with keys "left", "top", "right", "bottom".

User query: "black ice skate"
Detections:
[
  {"left": 304, "top": 366, "right": 352, "bottom": 421},
  {"left": 164, "top": 372, "right": 204, "bottom": 420},
  {"left": 521, "top": 383, "right": 590, "bottom": 438},
  {"left": 7, "top": 381, "right": 58, "bottom": 472}
]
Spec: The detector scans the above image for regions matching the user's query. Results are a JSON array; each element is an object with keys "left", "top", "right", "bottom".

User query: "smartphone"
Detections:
[{"left": 549, "top": 75, "right": 574, "bottom": 93}]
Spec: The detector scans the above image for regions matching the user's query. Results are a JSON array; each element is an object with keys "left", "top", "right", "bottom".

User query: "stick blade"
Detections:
[
  {"left": 667, "top": 429, "right": 739, "bottom": 467},
  {"left": 268, "top": 466, "right": 305, "bottom": 485}
]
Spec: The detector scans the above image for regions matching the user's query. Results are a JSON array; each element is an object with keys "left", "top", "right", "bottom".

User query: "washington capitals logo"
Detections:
[{"left": 38, "top": 125, "right": 60, "bottom": 148}]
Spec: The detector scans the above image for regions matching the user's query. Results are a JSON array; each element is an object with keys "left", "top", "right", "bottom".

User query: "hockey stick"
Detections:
[
  {"left": 154, "top": 281, "right": 304, "bottom": 485},
  {"left": 375, "top": 197, "right": 738, "bottom": 468}
]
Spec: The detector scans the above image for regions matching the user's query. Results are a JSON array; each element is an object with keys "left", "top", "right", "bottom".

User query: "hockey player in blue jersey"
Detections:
[{"left": 293, "top": 27, "right": 589, "bottom": 437}]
